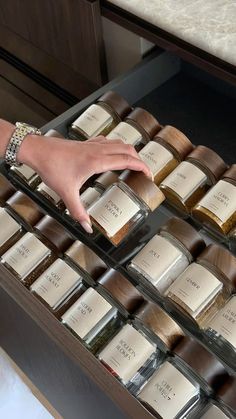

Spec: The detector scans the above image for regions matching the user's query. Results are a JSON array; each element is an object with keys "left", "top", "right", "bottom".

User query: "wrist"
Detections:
[{"left": 17, "top": 134, "right": 44, "bottom": 169}]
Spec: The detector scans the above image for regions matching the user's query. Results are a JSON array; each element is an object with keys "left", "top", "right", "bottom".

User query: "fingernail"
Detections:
[{"left": 81, "top": 221, "right": 93, "bottom": 234}]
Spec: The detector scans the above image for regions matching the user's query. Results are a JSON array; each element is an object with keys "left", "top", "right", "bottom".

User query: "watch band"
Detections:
[{"left": 5, "top": 122, "right": 41, "bottom": 167}]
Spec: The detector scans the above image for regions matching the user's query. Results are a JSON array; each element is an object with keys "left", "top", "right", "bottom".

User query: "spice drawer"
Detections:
[{"left": 1, "top": 49, "right": 236, "bottom": 419}]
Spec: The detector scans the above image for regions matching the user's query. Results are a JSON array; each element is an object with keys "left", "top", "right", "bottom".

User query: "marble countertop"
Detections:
[{"left": 108, "top": 0, "right": 236, "bottom": 66}]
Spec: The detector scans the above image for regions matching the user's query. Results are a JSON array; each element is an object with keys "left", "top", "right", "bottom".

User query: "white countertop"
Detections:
[{"left": 108, "top": 0, "right": 236, "bottom": 66}]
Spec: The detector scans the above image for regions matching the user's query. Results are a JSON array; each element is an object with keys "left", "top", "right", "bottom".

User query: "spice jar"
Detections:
[
  {"left": 30, "top": 257, "right": 86, "bottom": 318},
  {"left": 134, "top": 301, "right": 185, "bottom": 353},
  {"left": 193, "top": 165, "right": 236, "bottom": 236},
  {"left": 0, "top": 191, "right": 44, "bottom": 255},
  {"left": 0, "top": 174, "right": 16, "bottom": 206},
  {"left": 98, "top": 321, "right": 158, "bottom": 388},
  {"left": 89, "top": 170, "right": 165, "bottom": 246},
  {"left": 138, "top": 337, "right": 229, "bottom": 419},
  {"left": 10, "top": 129, "right": 65, "bottom": 188},
  {"left": 139, "top": 125, "right": 193, "bottom": 185},
  {"left": 106, "top": 107, "right": 161, "bottom": 146},
  {"left": 128, "top": 217, "right": 205, "bottom": 295},
  {"left": 69, "top": 91, "right": 131, "bottom": 140},
  {"left": 64, "top": 240, "right": 107, "bottom": 285},
  {"left": 166, "top": 244, "right": 236, "bottom": 328},
  {"left": 61, "top": 287, "right": 120, "bottom": 354},
  {"left": 36, "top": 182, "right": 65, "bottom": 210},
  {"left": 1, "top": 215, "right": 73, "bottom": 287},
  {"left": 204, "top": 295, "right": 236, "bottom": 365},
  {"left": 160, "top": 146, "right": 227, "bottom": 213}
]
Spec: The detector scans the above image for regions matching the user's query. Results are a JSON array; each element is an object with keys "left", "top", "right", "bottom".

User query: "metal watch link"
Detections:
[{"left": 5, "top": 122, "right": 41, "bottom": 167}]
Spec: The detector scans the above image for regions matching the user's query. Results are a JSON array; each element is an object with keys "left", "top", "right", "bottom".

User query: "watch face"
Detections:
[{"left": 16, "top": 122, "right": 41, "bottom": 134}]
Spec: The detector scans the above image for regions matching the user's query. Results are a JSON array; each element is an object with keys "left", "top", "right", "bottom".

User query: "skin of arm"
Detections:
[{"left": 0, "top": 119, "right": 152, "bottom": 233}]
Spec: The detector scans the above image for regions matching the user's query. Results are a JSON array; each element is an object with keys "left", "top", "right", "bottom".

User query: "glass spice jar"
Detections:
[
  {"left": 134, "top": 301, "right": 185, "bottom": 353},
  {"left": 160, "top": 145, "right": 227, "bottom": 213},
  {"left": 106, "top": 107, "right": 161, "bottom": 146},
  {"left": 98, "top": 322, "right": 158, "bottom": 389},
  {"left": 128, "top": 217, "right": 205, "bottom": 295},
  {"left": 166, "top": 244, "right": 236, "bottom": 328},
  {"left": 10, "top": 129, "right": 65, "bottom": 188},
  {"left": 69, "top": 91, "right": 131, "bottom": 140},
  {"left": 137, "top": 337, "right": 229, "bottom": 419},
  {"left": 139, "top": 125, "right": 193, "bottom": 185},
  {"left": 89, "top": 170, "right": 165, "bottom": 246},
  {"left": 36, "top": 182, "right": 65, "bottom": 210},
  {"left": 204, "top": 295, "right": 236, "bottom": 365},
  {"left": 0, "top": 191, "right": 44, "bottom": 255},
  {"left": 64, "top": 240, "right": 107, "bottom": 286},
  {"left": 1, "top": 215, "right": 73, "bottom": 287},
  {"left": 62, "top": 269, "right": 144, "bottom": 354},
  {"left": 0, "top": 174, "right": 16, "bottom": 206},
  {"left": 193, "top": 165, "right": 236, "bottom": 236},
  {"left": 30, "top": 257, "right": 86, "bottom": 318}
]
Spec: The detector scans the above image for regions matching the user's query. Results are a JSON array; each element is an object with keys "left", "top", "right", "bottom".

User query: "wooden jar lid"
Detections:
[
  {"left": 0, "top": 174, "right": 16, "bottom": 204},
  {"left": 222, "top": 164, "right": 236, "bottom": 183},
  {"left": 65, "top": 240, "right": 107, "bottom": 280},
  {"left": 95, "top": 171, "right": 119, "bottom": 190},
  {"left": 6, "top": 191, "right": 44, "bottom": 226},
  {"left": 187, "top": 145, "right": 227, "bottom": 183},
  {"left": 119, "top": 170, "right": 165, "bottom": 211},
  {"left": 217, "top": 376, "right": 236, "bottom": 412},
  {"left": 98, "top": 91, "right": 131, "bottom": 119},
  {"left": 125, "top": 107, "right": 161, "bottom": 139},
  {"left": 35, "top": 215, "right": 73, "bottom": 252},
  {"left": 153, "top": 125, "right": 193, "bottom": 160},
  {"left": 160, "top": 217, "right": 205, "bottom": 258},
  {"left": 98, "top": 268, "right": 143, "bottom": 313}
]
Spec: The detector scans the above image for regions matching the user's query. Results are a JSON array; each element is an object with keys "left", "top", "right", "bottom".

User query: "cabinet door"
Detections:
[{"left": 0, "top": 0, "right": 107, "bottom": 98}]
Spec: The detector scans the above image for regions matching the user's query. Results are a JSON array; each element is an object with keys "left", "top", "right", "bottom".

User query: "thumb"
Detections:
[{"left": 64, "top": 192, "right": 93, "bottom": 234}]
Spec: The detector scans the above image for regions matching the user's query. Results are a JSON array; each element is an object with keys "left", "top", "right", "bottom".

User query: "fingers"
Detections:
[
  {"left": 63, "top": 190, "right": 93, "bottom": 234},
  {"left": 98, "top": 154, "right": 152, "bottom": 178},
  {"left": 87, "top": 136, "right": 124, "bottom": 145}
]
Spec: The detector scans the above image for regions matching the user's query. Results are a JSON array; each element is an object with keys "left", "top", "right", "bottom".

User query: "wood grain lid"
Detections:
[
  {"left": 187, "top": 145, "right": 227, "bottom": 183},
  {"left": 97, "top": 91, "right": 131, "bottom": 119},
  {"left": 119, "top": 170, "right": 165, "bottom": 211},
  {"left": 6, "top": 191, "right": 44, "bottom": 226},
  {"left": 197, "top": 244, "right": 236, "bottom": 288},
  {"left": 160, "top": 217, "right": 205, "bottom": 258},
  {"left": 65, "top": 240, "right": 107, "bottom": 280},
  {"left": 0, "top": 174, "right": 16, "bottom": 203},
  {"left": 217, "top": 376, "right": 236, "bottom": 411},
  {"left": 222, "top": 164, "right": 236, "bottom": 183},
  {"left": 98, "top": 269, "right": 144, "bottom": 313},
  {"left": 95, "top": 171, "right": 119, "bottom": 190},
  {"left": 135, "top": 301, "right": 184, "bottom": 350},
  {"left": 173, "top": 337, "right": 228, "bottom": 388},
  {"left": 153, "top": 125, "right": 193, "bottom": 160},
  {"left": 45, "top": 129, "right": 65, "bottom": 138},
  {"left": 35, "top": 215, "right": 73, "bottom": 252},
  {"left": 125, "top": 108, "right": 161, "bottom": 139}
]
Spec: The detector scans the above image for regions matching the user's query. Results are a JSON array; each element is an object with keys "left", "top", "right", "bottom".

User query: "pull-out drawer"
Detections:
[{"left": 1, "top": 50, "right": 236, "bottom": 419}]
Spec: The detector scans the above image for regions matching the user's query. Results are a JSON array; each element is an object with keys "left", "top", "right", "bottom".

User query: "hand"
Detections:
[{"left": 18, "top": 134, "right": 152, "bottom": 233}]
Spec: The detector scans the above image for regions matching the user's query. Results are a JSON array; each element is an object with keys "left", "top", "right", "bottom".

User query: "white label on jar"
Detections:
[
  {"left": 139, "top": 142, "right": 173, "bottom": 176},
  {"left": 161, "top": 161, "right": 207, "bottom": 201},
  {"left": 62, "top": 288, "right": 112, "bottom": 338},
  {"left": 201, "top": 404, "right": 229, "bottom": 419},
  {"left": 198, "top": 180, "right": 236, "bottom": 223},
  {"left": 1, "top": 232, "right": 51, "bottom": 279},
  {"left": 167, "top": 263, "right": 222, "bottom": 317},
  {"left": 207, "top": 296, "right": 236, "bottom": 349},
  {"left": 88, "top": 186, "right": 140, "bottom": 237},
  {"left": 138, "top": 361, "right": 198, "bottom": 419},
  {"left": 80, "top": 187, "right": 102, "bottom": 209},
  {"left": 12, "top": 164, "right": 36, "bottom": 180},
  {"left": 106, "top": 122, "right": 142, "bottom": 145},
  {"left": 99, "top": 323, "right": 155, "bottom": 383},
  {"left": 30, "top": 259, "right": 81, "bottom": 309},
  {"left": 37, "top": 183, "right": 61, "bottom": 204},
  {"left": 73, "top": 104, "right": 112, "bottom": 137},
  {"left": 0, "top": 209, "right": 21, "bottom": 247},
  {"left": 131, "top": 235, "right": 188, "bottom": 292}
]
